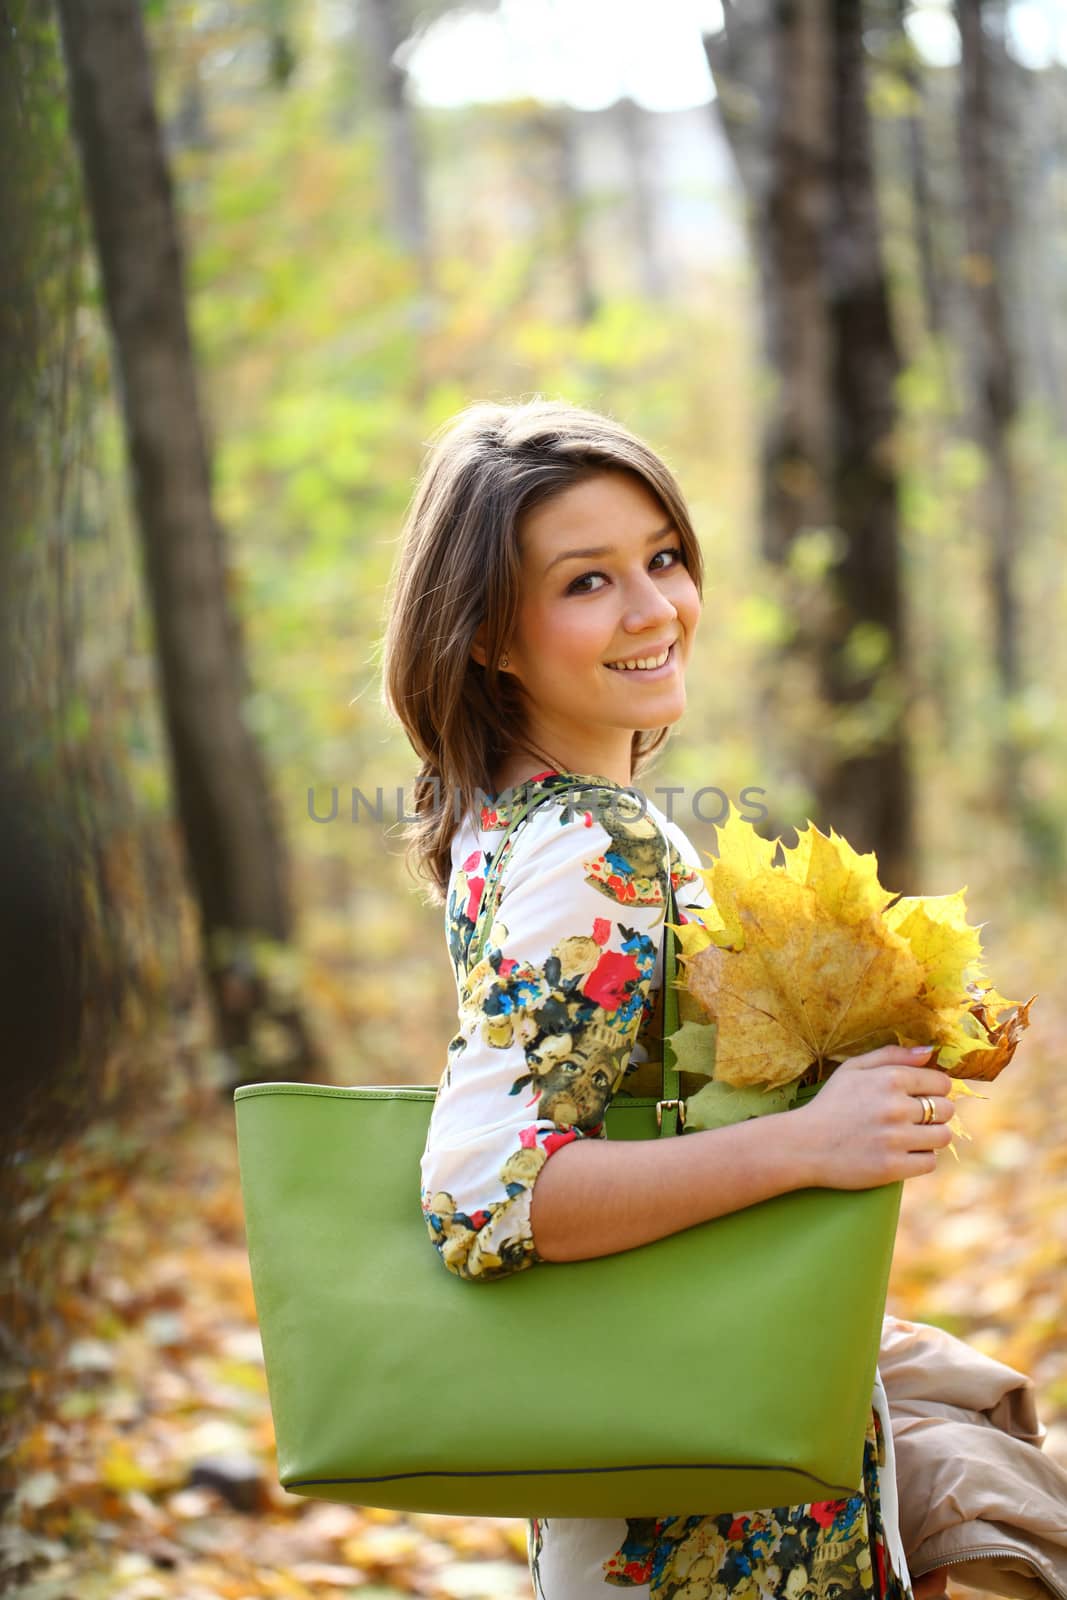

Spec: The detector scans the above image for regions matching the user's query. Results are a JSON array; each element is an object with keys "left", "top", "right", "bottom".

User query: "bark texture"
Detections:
[
  {"left": 956, "top": 0, "right": 1022, "bottom": 702},
  {"left": 359, "top": 0, "right": 432, "bottom": 291},
  {"left": 56, "top": 0, "right": 317, "bottom": 1080},
  {"left": 706, "top": 0, "right": 914, "bottom": 889}
]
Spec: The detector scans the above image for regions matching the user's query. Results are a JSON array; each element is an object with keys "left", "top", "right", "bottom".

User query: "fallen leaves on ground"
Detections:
[
  {"left": 2, "top": 1095, "right": 532, "bottom": 1600},
  {"left": 888, "top": 906, "right": 1067, "bottom": 1456}
]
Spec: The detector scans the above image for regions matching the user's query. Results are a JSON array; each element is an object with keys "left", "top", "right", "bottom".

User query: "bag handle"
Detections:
[{"left": 467, "top": 779, "right": 684, "bottom": 1138}]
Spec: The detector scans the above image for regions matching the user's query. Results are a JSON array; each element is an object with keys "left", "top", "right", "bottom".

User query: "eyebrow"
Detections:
[{"left": 543, "top": 522, "right": 676, "bottom": 577}]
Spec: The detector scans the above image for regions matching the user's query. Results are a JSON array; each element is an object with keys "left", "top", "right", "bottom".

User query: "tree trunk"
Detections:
[
  {"left": 705, "top": 1, "right": 832, "bottom": 564},
  {"left": 613, "top": 96, "right": 669, "bottom": 302},
  {"left": 956, "top": 0, "right": 1022, "bottom": 703},
  {"left": 890, "top": 0, "right": 946, "bottom": 339},
  {"left": 1015, "top": 61, "right": 1067, "bottom": 431},
  {"left": 265, "top": 0, "right": 297, "bottom": 89},
  {"left": 358, "top": 0, "right": 433, "bottom": 294},
  {"left": 822, "top": 0, "right": 913, "bottom": 889},
  {"left": 56, "top": 0, "right": 319, "bottom": 1083},
  {"left": 954, "top": 1, "right": 1058, "bottom": 872},
  {"left": 706, "top": 0, "right": 915, "bottom": 889},
  {"left": 544, "top": 105, "right": 599, "bottom": 324}
]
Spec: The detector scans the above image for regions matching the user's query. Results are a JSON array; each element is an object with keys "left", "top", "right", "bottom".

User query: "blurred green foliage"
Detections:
[{"left": 36, "top": 0, "right": 1067, "bottom": 1087}]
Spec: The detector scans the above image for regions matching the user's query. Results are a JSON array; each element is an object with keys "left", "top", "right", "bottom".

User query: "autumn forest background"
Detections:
[{"left": 2, "top": 0, "right": 1066, "bottom": 1595}]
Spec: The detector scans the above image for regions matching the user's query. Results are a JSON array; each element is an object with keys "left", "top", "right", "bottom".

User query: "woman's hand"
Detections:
[{"left": 791, "top": 1045, "right": 955, "bottom": 1190}]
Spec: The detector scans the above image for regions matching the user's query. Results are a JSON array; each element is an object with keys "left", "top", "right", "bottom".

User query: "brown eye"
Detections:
[
  {"left": 566, "top": 570, "right": 607, "bottom": 595},
  {"left": 566, "top": 547, "right": 684, "bottom": 596}
]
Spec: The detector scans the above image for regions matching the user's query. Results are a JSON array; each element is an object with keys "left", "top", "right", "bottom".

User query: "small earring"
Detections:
[{"left": 499, "top": 654, "right": 509, "bottom": 669}]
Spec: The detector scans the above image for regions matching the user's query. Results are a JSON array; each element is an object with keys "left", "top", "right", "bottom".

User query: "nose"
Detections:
[{"left": 621, "top": 567, "right": 679, "bottom": 633}]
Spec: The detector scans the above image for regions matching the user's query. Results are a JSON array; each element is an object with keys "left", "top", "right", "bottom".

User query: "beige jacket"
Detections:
[{"left": 880, "top": 1316, "right": 1067, "bottom": 1600}]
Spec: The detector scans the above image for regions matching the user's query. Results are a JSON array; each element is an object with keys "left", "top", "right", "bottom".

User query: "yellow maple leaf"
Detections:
[
  {"left": 883, "top": 891, "right": 984, "bottom": 1004},
  {"left": 678, "top": 803, "right": 1033, "bottom": 1091},
  {"left": 780, "top": 821, "right": 896, "bottom": 924}
]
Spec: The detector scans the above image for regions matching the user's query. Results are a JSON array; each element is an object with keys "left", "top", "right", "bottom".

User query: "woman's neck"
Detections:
[
  {"left": 490, "top": 758, "right": 631, "bottom": 794},
  {"left": 490, "top": 733, "right": 634, "bottom": 795}
]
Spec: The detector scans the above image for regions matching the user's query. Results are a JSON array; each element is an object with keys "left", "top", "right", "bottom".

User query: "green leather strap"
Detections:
[
  {"left": 467, "top": 779, "right": 683, "bottom": 1137},
  {"left": 659, "top": 874, "right": 683, "bottom": 1137}
]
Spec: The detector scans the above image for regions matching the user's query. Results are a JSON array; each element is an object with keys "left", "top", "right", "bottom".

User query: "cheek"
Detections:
[
  {"left": 527, "top": 602, "right": 605, "bottom": 666},
  {"left": 675, "top": 572, "right": 702, "bottom": 629}
]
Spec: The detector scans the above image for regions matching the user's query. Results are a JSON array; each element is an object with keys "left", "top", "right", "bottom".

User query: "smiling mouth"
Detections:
[{"left": 604, "top": 642, "right": 676, "bottom": 673}]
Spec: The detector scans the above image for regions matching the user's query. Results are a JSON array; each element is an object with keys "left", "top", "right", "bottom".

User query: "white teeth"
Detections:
[{"left": 606, "top": 646, "right": 671, "bottom": 672}]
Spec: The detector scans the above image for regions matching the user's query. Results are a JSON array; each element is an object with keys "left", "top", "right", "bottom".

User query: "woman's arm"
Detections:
[{"left": 529, "top": 1045, "right": 955, "bottom": 1263}]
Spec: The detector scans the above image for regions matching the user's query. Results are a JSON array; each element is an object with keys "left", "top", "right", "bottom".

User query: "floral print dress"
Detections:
[{"left": 420, "top": 770, "right": 914, "bottom": 1600}]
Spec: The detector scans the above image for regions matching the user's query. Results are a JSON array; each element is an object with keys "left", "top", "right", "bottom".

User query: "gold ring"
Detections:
[{"left": 918, "top": 1094, "right": 937, "bottom": 1125}]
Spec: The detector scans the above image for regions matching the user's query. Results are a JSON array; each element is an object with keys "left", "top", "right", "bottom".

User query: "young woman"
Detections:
[{"left": 381, "top": 397, "right": 954, "bottom": 1600}]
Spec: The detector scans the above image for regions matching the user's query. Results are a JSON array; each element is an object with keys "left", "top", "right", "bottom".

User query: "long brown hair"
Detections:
[{"left": 378, "top": 397, "right": 705, "bottom": 903}]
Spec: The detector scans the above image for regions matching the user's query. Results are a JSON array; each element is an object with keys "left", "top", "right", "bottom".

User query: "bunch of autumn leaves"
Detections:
[{"left": 668, "top": 807, "right": 1036, "bottom": 1143}]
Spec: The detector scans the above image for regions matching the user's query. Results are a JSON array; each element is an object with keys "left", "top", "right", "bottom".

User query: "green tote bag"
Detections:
[{"left": 234, "top": 781, "right": 901, "bottom": 1518}]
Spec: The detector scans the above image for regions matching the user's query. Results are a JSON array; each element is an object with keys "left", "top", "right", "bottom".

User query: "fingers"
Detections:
[
  {"left": 905, "top": 1120, "right": 954, "bottom": 1153},
  {"left": 846, "top": 1044, "right": 935, "bottom": 1068},
  {"left": 908, "top": 1067, "right": 955, "bottom": 1097},
  {"left": 909, "top": 1094, "right": 954, "bottom": 1126},
  {"left": 809, "top": 1044, "right": 960, "bottom": 1187},
  {"left": 888, "top": 1065, "right": 954, "bottom": 1097},
  {"left": 842, "top": 1047, "right": 952, "bottom": 1096}
]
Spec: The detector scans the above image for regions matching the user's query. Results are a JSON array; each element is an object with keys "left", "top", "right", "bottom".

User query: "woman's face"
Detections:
[{"left": 496, "top": 470, "right": 702, "bottom": 784}]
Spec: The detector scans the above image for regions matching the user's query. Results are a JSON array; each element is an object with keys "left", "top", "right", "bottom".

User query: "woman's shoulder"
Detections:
[{"left": 447, "top": 771, "right": 705, "bottom": 929}]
